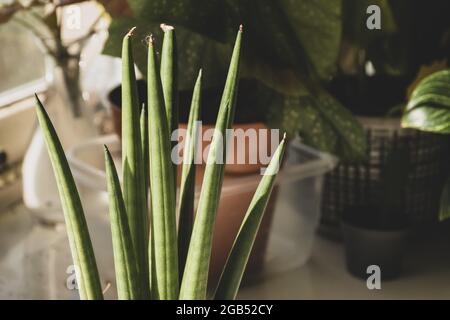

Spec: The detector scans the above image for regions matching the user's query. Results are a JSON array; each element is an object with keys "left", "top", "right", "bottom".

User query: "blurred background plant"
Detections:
[
  {"left": 101, "top": 0, "right": 449, "bottom": 163},
  {"left": 332, "top": 0, "right": 449, "bottom": 116},
  {"left": 102, "top": 0, "right": 368, "bottom": 162},
  {"left": 401, "top": 69, "right": 450, "bottom": 221},
  {"left": 99, "top": 0, "right": 449, "bottom": 232},
  {"left": 0, "top": 0, "right": 134, "bottom": 118}
]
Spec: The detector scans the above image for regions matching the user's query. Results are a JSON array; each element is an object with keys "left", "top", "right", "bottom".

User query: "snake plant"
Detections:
[{"left": 35, "top": 25, "right": 286, "bottom": 300}]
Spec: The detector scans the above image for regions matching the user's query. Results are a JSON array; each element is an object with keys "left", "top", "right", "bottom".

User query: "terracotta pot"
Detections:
[
  {"left": 210, "top": 182, "right": 278, "bottom": 288},
  {"left": 177, "top": 122, "right": 277, "bottom": 175},
  {"left": 175, "top": 122, "right": 280, "bottom": 288}
]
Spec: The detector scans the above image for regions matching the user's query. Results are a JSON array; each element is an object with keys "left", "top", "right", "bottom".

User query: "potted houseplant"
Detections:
[
  {"left": 101, "top": 0, "right": 367, "bottom": 282},
  {"left": 35, "top": 25, "right": 286, "bottom": 300},
  {"left": 105, "top": 25, "right": 282, "bottom": 286},
  {"left": 342, "top": 67, "right": 450, "bottom": 281},
  {"left": 401, "top": 69, "right": 450, "bottom": 222},
  {"left": 321, "top": 0, "right": 450, "bottom": 236},
  {"left": 102, "top": 0, "right": 367, "bottom": 161},
  {"left": 341, "top": 145, "right": 411, "bottom": 279},
  {"left": 106, "top": 62, "right": 280, "bottom": 287}
]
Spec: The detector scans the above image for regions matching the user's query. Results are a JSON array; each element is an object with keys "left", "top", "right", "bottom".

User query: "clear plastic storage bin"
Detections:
[{"left": 67, "top": 135, "right": 336, "bottom": 279}]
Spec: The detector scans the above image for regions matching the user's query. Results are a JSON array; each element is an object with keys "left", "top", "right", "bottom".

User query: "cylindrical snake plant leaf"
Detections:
[
  {"left": 140, "top": 104, "right": 152, "bottom": 297},
  {"left": 104, "top": 146, "right": 141, "bottom": 300},
  {"left": 214, "top": 136, "right": 287, "bottom": 300},
  {"left": 179, "top": 26, "right": 242, "bottom": 300},
  {"left": 121, "top": 28, "right": 149, "bottom": 296},
  {"left": 35, "top": 95, "right": 103, "bottom": 300},
  {"left": 160, "top": 24, "right": 179, "bottom": 184},
  {"left": 178, "top": 69, "right": 202, "bottom": 281},
  {"left": 140, "top": 104, "right": 149, "bottom": 199},
  {"left": 222, "top": 25, "right": 243, "bottom": 129},
  {"left": 147, "top": 35, "right": 179, "bottom": 300}
]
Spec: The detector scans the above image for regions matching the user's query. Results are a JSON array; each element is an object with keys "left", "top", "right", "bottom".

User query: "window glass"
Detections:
[{"left": 0, "top": 22, "right": 46, "bottom": 94}]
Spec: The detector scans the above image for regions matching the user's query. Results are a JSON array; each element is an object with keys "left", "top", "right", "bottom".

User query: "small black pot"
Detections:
[{"left": 341, "top": 207, "right": 409, "bottom": 280}]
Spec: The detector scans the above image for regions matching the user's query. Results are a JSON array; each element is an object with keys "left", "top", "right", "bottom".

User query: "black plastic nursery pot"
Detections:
[
  {"left": 320, "top": 75, "right": 450, "bottom": 239},
  {"left": 341, "top": 207, "right": 409, "bottom": 280}
]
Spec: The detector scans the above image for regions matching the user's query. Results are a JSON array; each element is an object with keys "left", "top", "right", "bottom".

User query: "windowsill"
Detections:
[
  {"left": 0, "top": 79, "right": 47, "bottom": 109},
  {"left": 0, "top": 89, "right": 40, "bottom": 165},
  {"left": 238, "top": 223, "right": 450, "bottom": 299}
]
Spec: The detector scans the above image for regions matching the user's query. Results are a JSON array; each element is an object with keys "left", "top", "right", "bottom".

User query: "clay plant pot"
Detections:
[
  {"left": 177, "top": 122, "right": 278, "bottom": 175},
  {"left": 176, "top": 122, "right": 280, "bottom": 288}
]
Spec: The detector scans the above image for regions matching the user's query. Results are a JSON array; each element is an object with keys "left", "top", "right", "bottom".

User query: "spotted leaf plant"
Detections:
[{"left": 35, "top": 25, "right": 286, "bottom": 300}]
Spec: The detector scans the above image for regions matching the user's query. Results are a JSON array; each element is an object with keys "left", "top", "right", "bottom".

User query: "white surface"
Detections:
[
  {"left": 0, "top": 98, "right": 36, "bottom": 164},
  {"left": 64, "top": 135, "right": 337, "bottom": 280},
  {"left": 239, "top": 224, "right": 450, "bottom": 300},
  {"left": 1, "top": 197, "right": 450, "bottom": 299}
]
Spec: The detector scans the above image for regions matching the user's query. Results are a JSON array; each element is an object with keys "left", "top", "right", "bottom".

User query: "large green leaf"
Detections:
[
  {"left": 267, "top": 89, "right": 367, "bottom": 162},
  {"left": 402, "top": 69, "right": 450, "bottom": 134},
  {"left": 104, "top": 0, "right": 342, "bottom": 94},
  {"left": 402, "top": 69, "right": 450, "bottom": 222},
  {"left": 101, "top": 1, "right": 366, "bottom": 162}
]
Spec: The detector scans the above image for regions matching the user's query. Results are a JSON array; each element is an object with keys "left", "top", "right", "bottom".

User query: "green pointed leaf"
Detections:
[
  {"left": 214, "top": 136, "right": 286, "bottom": 300},
  {"left": 161, "top": 24, "right": 179, "bottom": 189},
  {"left": 178, "top": 69, "right": 202, "bottom": 281},
  {"left": 121, "top": 28, "right": 149, "bottom": 296},
  {"left": 179, "top": 27, "right": 242, "bottom": 300},
  {"left": 160, "top": 24, "right": 179, "bottom": 138},
  {"left": 402, "top": 69, "right": 450, "bottom": 134},
  {"left": 140, "top": 104, "right": 153, "bottom": 298},
  {"left": 149, "top": 215, "right": 157, "bottom": 299},
  {"left": 35, "top": 95, "right": 103, "bottom": 300},
  {"left": 104, "top": 146, "right": 141, "bottom": 299},
  {"left": 147, "top": 35, "right": 179, "bottom": 300},
  {"left": 140, "top": 104, "right": 149, "bottom": 200}
]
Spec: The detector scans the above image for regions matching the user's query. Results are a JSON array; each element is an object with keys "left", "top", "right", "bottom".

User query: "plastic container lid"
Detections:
[
  {"left": 67, "top": 134, "right": 337, "bottom": 279},
  {"left": 67, "top": 134, "right": 337, "bottom": 194}
]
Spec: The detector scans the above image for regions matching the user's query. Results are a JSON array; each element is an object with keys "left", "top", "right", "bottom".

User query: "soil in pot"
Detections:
[{"left": 341, "top": 206, "right": 409, "bottom": 280}]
